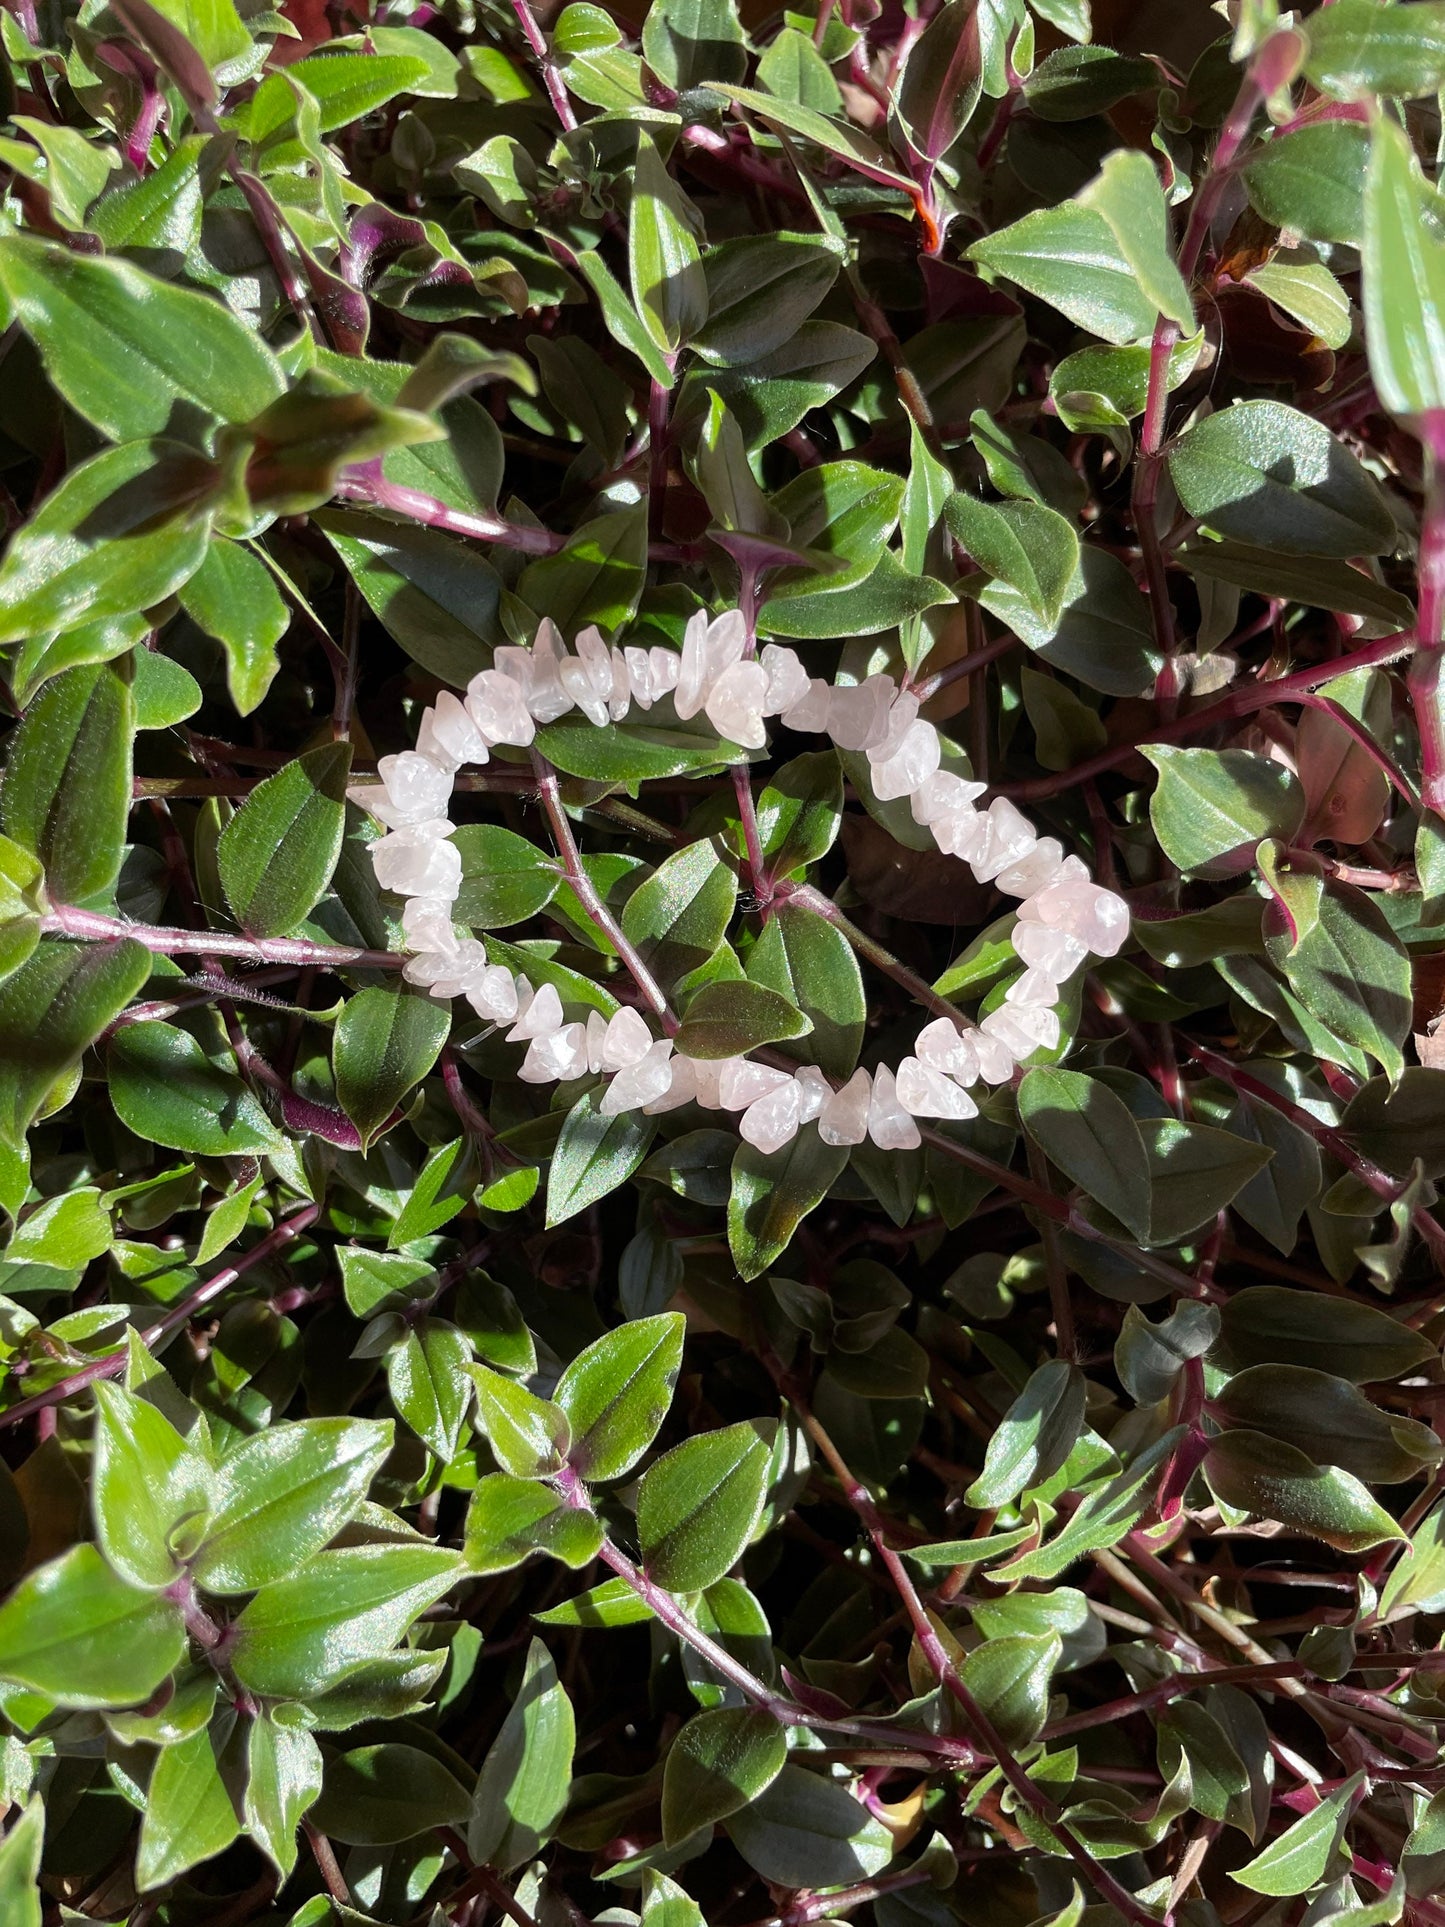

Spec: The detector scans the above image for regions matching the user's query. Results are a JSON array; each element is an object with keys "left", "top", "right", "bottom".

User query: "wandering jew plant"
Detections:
[{"left": 7, "top": 0, "right": 1445, "bottom": 1920}]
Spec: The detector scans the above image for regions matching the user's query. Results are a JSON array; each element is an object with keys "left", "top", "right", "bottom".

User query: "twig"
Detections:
[{"left": 41, "top": 905, "right": 403, "bottom": 972}]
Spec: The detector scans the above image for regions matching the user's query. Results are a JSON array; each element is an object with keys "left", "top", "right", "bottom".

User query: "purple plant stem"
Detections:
[
  {"left": 1411, "top": 411, "right": 1445, "bottom": 815},
  {"left": 907, "top": 629, "right": 1019, "bottom": 703},
  {"left": 1002, "top": 629, "right": 1416, "bottom": 802},
  {"left": 530, "top": 754, "right": 678, "bottom": 1033},
  {"left": 42, "top": 904, "right": 404, "bottom": 972},
  {"left": 0, "top": 1203, "right": 319, "bottom": 1430},
  {"left": 509, "top": 0, "right": 577, "bottom": 133}
]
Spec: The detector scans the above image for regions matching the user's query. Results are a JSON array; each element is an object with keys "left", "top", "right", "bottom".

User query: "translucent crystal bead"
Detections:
[
  {"left": 915, "top": 1016, "right": 980, "bottom": 1085},
  {"left": 1013, "top": 922, "right": 1089, "bottom": 977},
  {"left": 866, "top": 690, "right": 920, "bottom": 763},
  {"left": 559, "top": 627, "right": 614, "bottom": 728},
  {"left": 719, "top": 1058, "right": 791, "bottom": 1111},
  {"left": 1006, "top": 967, "right": 1061, "bottom": 1009},
  {"left": 974, "top": 1031, "right": 1017, "bottom": 1083},
  {"left": 358, "top": 750, "right": 452, "bottom": 829},
  {"left": 995, "top": 836, "right": 1065, "bottom": 898},
  {"left": 1019, "top": 876, "right": 1128, "bottom": 956},
  {"left": 601, "top": 1039, "right": 675, "bottom": 1115},
  {"left": 519, "top": 1022, "right": 589, "bottom": 1083},
  {"left": 705, "top": 660, "right": 769, "bottom": 749},
  {"left": 418, "top": 690, "right": 489, "bottom": 770},
  {"left": 623, "top": 646, "right": 656, "bottom": 709},
  {"left": 466, "top": 669, "right": 536, "bottom": 747},
  {"left": 691, "top": 1056, "right": 728, "bottom": 1111},
  {"left": 982, "top": 1001, "right": 1060, "bottom": 1057},
  {"left": 676, "top": 610, "right": 746, "bottom": 721},
  {"left": 645, "top": 1052, "right": 696, "bottom": 1113},
  {"left": 760, "top": 645, "right": 809, "bottom": 717},
  {"left": 650, "top": 646, "right": 681, "bottom": 698},
  {"left": 780, "top": 678, "right": 833, "bottom": 734},
  {"left": 911, "top": 770, "right": 987, "bottom": 828},
  {"left": 818, "top": 1068, "right": 871, "bottom": 1146},
  {"left": 795, "top": 1065, "right": 830, "bottom": 1123},
  {"left": 602, "top": 1006, "right": 653, "bottom": 1071},
  {"left": 827, "top": 675, "right": 894, "bottom": 752},
  {"left": 870, "top": 720, "right": 942, "bottom": 802},
  {"left": 585, "top": 1010, "right": 609, "bottom": 1075},
  {"left": 739, "top": 1078, "right": 802, "bottom": 1154},
  {"left": 371, "top": 825, "right": 461, "bottom": 900},
  {"left": 507, "top": 981, "right": 563, "bottom": 1042},
  {"left": 467, "top": 965, "right": 520, "bottom": 1023},
  {"left": 495, "top": 630, "right": 571, "bottom": 726},
  {"left": 608, "top": 646, "right": 632, "bottom": 720},
  {"left": 895, "top": 1056, "right": 978, "bottom": 1120},
  {"left": 404, "top": 948, "right": 460, "bottom": 990},
  {"left": 970, "top": 797, "right": 1038, "bottom": 882},
  {"left": 401, "top": 900, "right": 458, "bottom": 955},
  {"left": 931, "top": 807, "right": 990, "bottom": 862},
  {"left": 868, "top": 1064, "right": 922, "bottom": 1149}
]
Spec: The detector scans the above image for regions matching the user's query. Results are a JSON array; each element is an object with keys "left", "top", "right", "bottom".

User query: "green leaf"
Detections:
[
  {"left": 1139, "top": 1117, "right": 1276, "bottom": 1245},
  {"left": 1216, "top": 1364, "right": 1441, "bottom": 1485},
  {"left": 1363, "top": 119, "right": 1445, "bottom": 418},
  {"left": 998, "top": 1428, "right": 1183, "bottom": 1583},
  {"left": 965, "top": 1360, "right": 1086, "bottom": 1509},
  {"left": 1142, "top": 746, "right": 1304, "bottom": 879},
  {"left": 1, "top": 664, "right": 134, "bottom": 904},
  {"left": 1303, "top": 0, "right": 1445, "bottom": 99},
  {"left": 555, "top": 1311, "right": 684, "bottom": 1484},
  {"left": 1077, "top": 149, "right": 1194, "bottom": 333},
  {"left": 388, "top": 1135, "right": 484, "bottom": 1247},
  {"left": 967, "top": 198, "right": 1157, "bottom": 345},
  {"left": 676, "top": 979, "right": 812, "bottom": 1059},
  {"left": 1246, "top": 259, "right": 1351, "bottom": 351},
  {"left": 962, "top": 1630, "right": 1059, "bottom": 1750},
  {"left": 947, "top": 494, "right": 1080, "bottom": 632},
  {"left": 0, "top": 235, "right": 283, "bottom": 443},
  {"left": 245, "top": 54, "right": 433, "bottom": 160},
  {"left": 136, "top": 1717, "right": 243, "bottom": 1892},
  {"left": 232, "top": 1544, "right": 463, "bottom": 1699},
  {"left": 695, "top": 234, "right": 841, "bottom": 366},
  {"left": 1203, "top": 1431, "right": 1403, "bottom": 1553},
  {"left": 1018, "top": 1066, "right": 1151, "bottom": 1240},
  {"left": 629, "top": 133, "right": 707, "bottom": 359},
  {"left": 1176, "top": 540, "right": 1415, "bottom": 628},
  {"left": 319, "top": 510, "right": 499, "bottom": 685},
  {"left": 1233, "top": 1772, "right": 1362, "bottom": 1896},
  {"left": 517, "top": 505, "right": 649, "bottom": 634},
  {"left": 1264, "top": 871, "right": 1412, "bottom": 1084},
  {"left": 1221, "top": 1283, "right": 1435, "bottom": 1382},
  {"left": 745, "top": 907, "right": 865, "bottom": 1078},
  {"left": 218, "top": 741, "right": 352, "bottom": 936},
  {"left": 575, "top": 249, "right": 675, "bottom": 389},
  {"left": 463, "top": 1472, "right": 605, "bottom": 1575},
  {"left": 452, "top": 824, "right": 561, "bottom": 930},
  {"left": 726, "top": 1763, "right": 894, "bottom": 1888},
  {"left": 728, "top": 1125, "right": 849, "bottom": 1281},
  {"left": 641, "top": 0, "right": 746, "bottom": 90},
  {"left": 0, "top": 1798, "right": 42, "bottom": 1927},
  {"left": 896, "top": 0, "right": 983, "bottom": 163},
  {"left": 313, "top": 1742, "right": 471, "bottom": 1845},
  {"left": 191, "top": 1417, "right": 394, "bottom": 1594},
  {"left": 1115, "top": 1301, "right": 1220, "bottom": 1408},
  {"left": 637, "top": 1420, "right": 775, "bottom": 1592},
  {"left": 334, "top": 982, "right": 450, "bottom": 1151},
  {"left": 467, "top": 1362, "right": 571, "bottom": 1479},
  {"left": 0, "top": 937, "right": 151, "bottom": 1146},
  {"left": 0, "top": 1543, "right": 184, "bottom": 1709},
  {"left": 1166, "top": 400, "right": 1394, "bottom": 558},
  {"left": 547, "top": 1090, "right": 657, "bottom": 1228},
  {"left": 91, "top": 1379, "right": 214, "bottom": 1590},
  {"left": 1024, "top": 44, "right": 1154, "bottom": 120},
  {"left": 1243, "top": 122, "right": 1369, "bottom": 247},
  {"left": 387, "top": 1319, "right": 473, "bottom": 1463},
  {"left": 89, "top": 134, "right": 206, "bottom": 253},
  {"left": 0, "top": 439, "right": 213, "bottom": 645},
  {"left": 661, "top": 1707, "right": 786, "bottom": 1846},
  {"left": 468, "top": 1636, "right": 575, "bottom": 1870},
  {"left": 244, "top": 1717, "right": 324, "bottom": 1877},
  {"left": 108, "top": 1021, "right": 281, "bottom": 1155},
  {"left": 178, "top": 539, "right": 290, "bottom": 717}
]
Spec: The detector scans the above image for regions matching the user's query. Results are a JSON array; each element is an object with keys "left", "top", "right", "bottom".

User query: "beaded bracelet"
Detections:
[{"left": 352, "top": 611, "right": 1130, "bottom": 1155}]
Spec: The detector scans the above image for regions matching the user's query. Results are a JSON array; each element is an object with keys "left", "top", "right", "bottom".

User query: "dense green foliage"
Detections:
[{"left": 3, "top": 0, "right": 1445, "bottom": 1922}]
